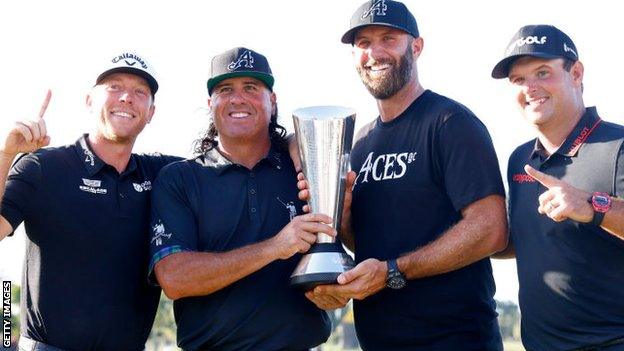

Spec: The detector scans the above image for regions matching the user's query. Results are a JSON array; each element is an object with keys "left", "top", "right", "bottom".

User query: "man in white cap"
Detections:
[
  {"left": 0, "top": 51, "right": 180, "bottom": 351},
  {"left": 492, "top": 24, "right": 624, "bottom": 350},
  {"left": 304, "top": 0, "right": 508, "bottom": 349}
]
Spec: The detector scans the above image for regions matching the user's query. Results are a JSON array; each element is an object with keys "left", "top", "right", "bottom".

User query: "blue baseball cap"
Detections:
[
  {"left": 492, "top": 25, "right": 579, "bottom": 79},
  {"left": 341, "top": 0, "right": 419, "bottom": 44}
]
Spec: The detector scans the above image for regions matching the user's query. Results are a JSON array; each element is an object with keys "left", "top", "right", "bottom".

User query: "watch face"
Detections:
[
  {"left": 593, "top": 193, "right": 611, "bottom": 213},
  {"left": 387, "top": 276, "right": 406, "bottom": 289}
]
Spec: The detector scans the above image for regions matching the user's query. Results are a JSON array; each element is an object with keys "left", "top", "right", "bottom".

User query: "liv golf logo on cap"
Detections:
[
  {"left": 362, "top": 0, "right": 387, "bottom": 19},
  {"left": 228, "top": 50, "right": 255, "bottom": 70}
]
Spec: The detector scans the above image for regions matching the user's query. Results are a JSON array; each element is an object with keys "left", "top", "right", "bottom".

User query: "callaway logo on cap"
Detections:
[
  {"left": 491, "top": 25, "right": 579, "bottom": 79},
  {"left": 341, "top": 0, "right": 419, "bottom": 44},
  {"left": 207, "top": 47, "right": 274, "bottom": 95},
  {"left": 95, "top": 51, "right": 159, "bottom": 94}
]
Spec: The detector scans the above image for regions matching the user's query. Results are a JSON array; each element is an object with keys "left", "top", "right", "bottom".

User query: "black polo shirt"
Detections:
[
  {"left": 350, "top": 90, "right": 505, "bottom": 350},
  {"left": 0, "top": 134, "right": 180, "bottom": 351},
  {"left": 508, "top": 107, "right": 624, "bottom": 350},
  {"left": 148, "top": 146, "right": 331, "bottom": 351}
]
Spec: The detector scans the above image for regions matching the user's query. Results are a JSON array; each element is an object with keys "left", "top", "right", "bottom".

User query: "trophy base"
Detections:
[{"left": 290, "top": 243, "right": 355, "bottom": 290}]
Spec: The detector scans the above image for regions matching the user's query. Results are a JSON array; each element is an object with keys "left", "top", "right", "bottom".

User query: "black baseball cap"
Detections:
[
  {"left": 341, "top": 0, "right": 419, "bottom": 44},
  {"left": 207, "top": 47, "right": 274, "bottom": 95},
  {"left": 96, "top": 51, "right": 159, "bottom": 95},
  {"left": 492, "top": 25, "right": 579, "bottom": 79}
]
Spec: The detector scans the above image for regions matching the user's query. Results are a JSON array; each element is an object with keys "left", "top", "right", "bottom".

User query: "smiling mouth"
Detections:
[
  {"left": 525, "top": 97, "right": 548, "bottom": 107},
  {"left": 110, "top": 111, "right": 135, "bottom": 119},
  {"left": 229, "top": 112, "right": 251, "bottom": 118}
]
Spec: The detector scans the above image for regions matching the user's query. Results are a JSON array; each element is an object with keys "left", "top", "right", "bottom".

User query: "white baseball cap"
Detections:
[{"left": 95, "top": 51, "right": 158, "bottom": 94}]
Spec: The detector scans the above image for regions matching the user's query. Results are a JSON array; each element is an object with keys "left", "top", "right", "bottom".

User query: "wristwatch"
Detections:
[
  {"left": 386, "top": 259, "right": 407, "bottom": 290},
  {"left": 588, "top": 192, "right": 612, "bottom": 226}
]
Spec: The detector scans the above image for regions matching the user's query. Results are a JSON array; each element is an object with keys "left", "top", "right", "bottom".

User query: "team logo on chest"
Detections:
[
  {"left": 151, "top": 221, "right": 172, "bottom": 246},
  {"left": 277, "top": 197, "right": 297, "bottom": 221},
  {"left": 355, "top": 151, "right": 418, "bottom": 185},
  {"left": 228, "top": 50, "right": 255, "bottom": 70},
  {"left": 361, "top": 0, "right": 387, "bottom": 19},
  {"left": 79, "top": 178, "right": 107, "bottom": 194},
  {"left": 133, "top": 180, "right": 152, "bottom": 192}
]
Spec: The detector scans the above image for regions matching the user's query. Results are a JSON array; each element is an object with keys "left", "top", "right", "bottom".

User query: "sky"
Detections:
[{"left": 0, "top": 0, "right": 623, "bottom": 304}]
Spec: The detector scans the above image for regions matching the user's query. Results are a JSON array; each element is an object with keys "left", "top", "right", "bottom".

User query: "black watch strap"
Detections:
[{"left": 590, "top": 210, "right": 606, "bottom": 227}]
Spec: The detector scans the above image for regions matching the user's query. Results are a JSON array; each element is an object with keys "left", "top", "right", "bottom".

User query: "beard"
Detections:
[{"left": 356, "top": 44, "right": 413, "bottom": 100}]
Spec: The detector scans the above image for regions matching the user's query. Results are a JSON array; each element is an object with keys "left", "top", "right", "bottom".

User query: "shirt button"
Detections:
[
  {"left": 250, "top": 172, "right": 255, "bottom": 178},
  {"left": 250, "top": 189, "right": 256, "bottom": 195},
  {"left": 251, "top": 207, "right": 257, "bottom": 213},
  {"left": 119, "top": 193, "right": 125, "bottom": 199}
]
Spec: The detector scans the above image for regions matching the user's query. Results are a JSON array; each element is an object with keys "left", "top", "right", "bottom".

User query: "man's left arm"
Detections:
[{"left": 525, "top": 165, "right": 624, "bottom": 238}]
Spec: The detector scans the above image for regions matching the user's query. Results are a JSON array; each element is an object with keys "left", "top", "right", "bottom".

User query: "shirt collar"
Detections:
[
  {"left": 197, "top": 144, "right": 285, "bottom": 175},
  {"left": 74, "top": 134, "right": 138, "bottom": 176},
  {"left": 530, "top": 107, "right": 602, "bottom": 160}
]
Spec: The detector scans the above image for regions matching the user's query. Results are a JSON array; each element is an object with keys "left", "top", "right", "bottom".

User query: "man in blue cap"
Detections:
[
  {"left": 304, "top": 1, "right": 508, "bottom": 349},
  {"left": 493, "top": 24, "right": 624, "bottom": 350},
  {"left": 148, "top": 47, "right": 332, "bottom": 350},
  {"left": 0, "top": 51, "right": 180, "bottom": 350}
]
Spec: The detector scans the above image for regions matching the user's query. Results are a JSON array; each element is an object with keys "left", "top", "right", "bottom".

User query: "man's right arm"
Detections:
[{"left": 0, "top": 90, "right": 51, "bottom": 240}]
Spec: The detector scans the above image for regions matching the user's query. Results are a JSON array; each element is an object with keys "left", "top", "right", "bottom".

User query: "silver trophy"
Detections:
[{"left": 290, "top": 106, "right": 356, "bottom": 290}]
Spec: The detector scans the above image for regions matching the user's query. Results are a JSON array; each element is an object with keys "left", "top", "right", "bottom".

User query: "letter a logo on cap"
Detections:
[
  {"left": 361, "top": 0, "right": 387, "bottom": 19},
  {"left": 228, "top": 50, "right": 255, "bottom": 71}
]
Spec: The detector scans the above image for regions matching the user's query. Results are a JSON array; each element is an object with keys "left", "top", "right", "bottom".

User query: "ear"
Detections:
[
  {"left": 207, "top": 97, "right": 213, "bottom": 110},
  {"left": 146, "top": 104, "right": 155, "bottom": 124},
  {"left": 270, "top": 92, "right": 277, "bottom": 115},
  {"left": 85, "top": 92, "right": 93, "bottom": 111},
  {"left": 570, "top": 60, "right": 584, "bottom": 87},
  {"left": 412, "top": 36, "right": 424, "bottom": 59}
]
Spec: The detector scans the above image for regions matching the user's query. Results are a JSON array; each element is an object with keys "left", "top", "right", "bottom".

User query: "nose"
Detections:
[
  {"left": 119, "top": 90, "right": 134, "bottom": 104},
  {"left": 228, "top": 89, "right": 246, "bottom": 105}
]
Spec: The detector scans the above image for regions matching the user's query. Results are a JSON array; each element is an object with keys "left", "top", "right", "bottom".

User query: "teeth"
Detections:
[
  {"left": 526, "top": 97, "right": 547, "bottom": 106},
  {"left": 369, "top": 63, "right": 390, "bottom": 71},
  {"left": 112, "top": 111, "right": 133, "bottom": 118},
  {"left": 230, "top": 112, "right": 250, "bottom": 118}
]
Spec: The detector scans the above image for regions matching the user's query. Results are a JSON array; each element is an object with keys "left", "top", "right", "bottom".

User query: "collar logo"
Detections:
[
  {"left": 228, "top": 50, "right": 255, "bottom": 71},
  {"left": 112, "top": 53, "right": 149, "bottom": 70},
  {"left": 84, "top": 149, "right": 95, "bottom": 166},
  {"left": 506, "top": 36, "right": 547, "bottom": 55},
  {"left": 362, "top": 0, "right": 387, "bottom": 19}
]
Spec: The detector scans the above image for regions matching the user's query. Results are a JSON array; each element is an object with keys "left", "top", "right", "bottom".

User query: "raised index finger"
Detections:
[
  {"left": 38, "top": 89, "right": 52, "bottom": 119},
  {"left": 524, "top": 164, "right": 560, "bottom": 189}
]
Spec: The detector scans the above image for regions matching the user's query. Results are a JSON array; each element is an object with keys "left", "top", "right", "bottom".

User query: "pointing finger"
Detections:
[
  {"left": 39, "top": 89, "right": 52, "bottom": 119},
  {"left": 524, "top": 165, "right": 560, "bottom": 189}
]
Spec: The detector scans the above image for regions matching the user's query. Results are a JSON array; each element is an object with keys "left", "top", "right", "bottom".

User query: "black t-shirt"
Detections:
[
  {"left": 0, "top": 135, "right": 180, "bottom": 351},
  {"left": 350, "top": 90, "right": 505, "bottom": 350},
  {"left": 149, "top": 146, "right": 331, "bottom": 351},
  {"left": 508, "top": 107, "right": 624, "bottom": 350}
]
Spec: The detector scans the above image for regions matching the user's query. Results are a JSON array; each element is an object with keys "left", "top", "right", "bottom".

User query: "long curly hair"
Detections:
[{"left": 193, "top": 106, "right": 287, "bottom": 155}]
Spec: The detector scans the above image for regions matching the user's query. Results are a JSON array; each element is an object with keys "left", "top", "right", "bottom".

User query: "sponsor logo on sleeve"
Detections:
[{"left": 151, "top": 221, "right": 172, "bottom": 246}]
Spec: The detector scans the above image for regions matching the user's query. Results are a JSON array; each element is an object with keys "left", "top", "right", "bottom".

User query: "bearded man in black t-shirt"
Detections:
[{"left": 303, "top": 1, "right": 508, "bottom": 350}]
